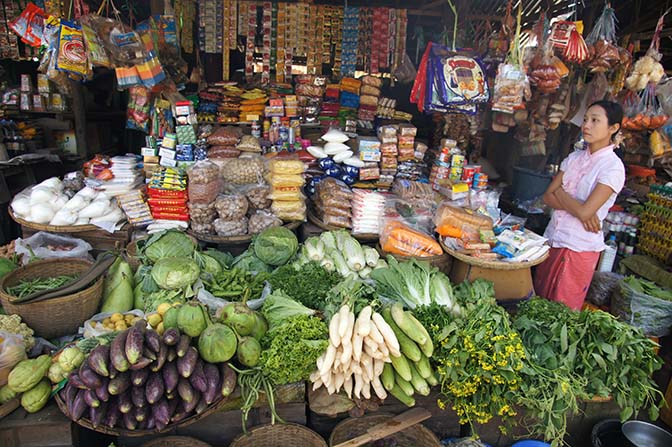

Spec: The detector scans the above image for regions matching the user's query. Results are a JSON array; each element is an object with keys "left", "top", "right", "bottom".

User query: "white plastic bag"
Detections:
[
  {"left": 79, "top": 310, "right": 145, "bottom": 338},
  {"left": 0, "top": 331, "right": 27, "bottom": 386},
  {"left": 14, "top": 232, "right": 93, "bottom": 265}
]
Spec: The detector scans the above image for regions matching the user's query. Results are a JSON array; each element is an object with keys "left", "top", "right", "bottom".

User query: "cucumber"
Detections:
[
  {"left": 389, "top": 353, "right": 412, "bottom": 382},
  {"left": 414, "top": 353, "right": 432, "bottom": 379},
  {"left": 406, "top": 312, "right": 433, "bottom": 356},
  {"left": 425, "top": 371, "right": 439, "bottom": 387},
  {"left": 395, "top": 373, "right": 414, "bottom": 397},
  {"left": 381, "top": 363, "right": 395, "bottom": 391},
  {"left": 409, "top": 363, "right": 430, "bottom": 396},
  {"left": 391, "top": 303, "right": 427, "bottom": 345},
  {"left": 389, "top": 383, "right": 416, "bottom": 407},
  {"left": 382, "top": 308, "right": 422, "bottom": 362}
]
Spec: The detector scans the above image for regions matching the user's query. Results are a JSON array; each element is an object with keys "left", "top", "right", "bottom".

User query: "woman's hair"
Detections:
[{"left": 587, "top": 100, "right": 624, "bottom": 140}]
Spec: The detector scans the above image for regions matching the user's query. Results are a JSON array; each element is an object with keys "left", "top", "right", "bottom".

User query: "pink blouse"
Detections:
[{"left": 544, "top": 144, "right": 625, "bottom": 252}]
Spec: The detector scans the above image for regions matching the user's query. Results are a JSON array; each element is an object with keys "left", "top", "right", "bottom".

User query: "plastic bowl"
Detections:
[
  {"left": 622, "top": 421, "right": 672, "bottom": 447},
  {"left": 510, "top": 441, "right": 551, "bottom": 447}
]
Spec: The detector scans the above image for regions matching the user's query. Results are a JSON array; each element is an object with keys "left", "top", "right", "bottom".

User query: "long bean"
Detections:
[{"left": 6, "top": 275, "right": 78, "bottom": 299}]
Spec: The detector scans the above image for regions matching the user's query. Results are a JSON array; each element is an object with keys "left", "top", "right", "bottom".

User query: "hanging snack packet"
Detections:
[
  {"left": 56, "top": 20, "right": 89, "bottom": 78},
  {"left": 9, "top": 3, "right": 42, "bottom": 46},
  {"left": 24, "top": 3, "right": 46, "bottom": 47},
  {"left": 80, "top": 15, "right": 111, "bottom": 68}
]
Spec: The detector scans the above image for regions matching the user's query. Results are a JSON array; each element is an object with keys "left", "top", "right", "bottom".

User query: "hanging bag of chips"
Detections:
[
  {"left": 585, "top": 3, "right": 621, "bottom": 73},
  {"left": 56, "top": 20, "right": 91, "bottom": 79},
  {"left": 80, "top": 2, "right": 113, "bottom": 69}
]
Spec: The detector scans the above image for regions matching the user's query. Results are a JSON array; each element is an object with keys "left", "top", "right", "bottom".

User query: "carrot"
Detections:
[{"left": 436, "top": 224, "right": 464, "bottom": 238}]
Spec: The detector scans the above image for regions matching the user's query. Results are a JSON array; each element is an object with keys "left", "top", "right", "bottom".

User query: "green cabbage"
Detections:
[
  {"left": 0, "top": 258, "right": 17, "bottom": 280},
  {"left": 151, "top": 257, "right": 200, "bottom": 290},
  {"left": 194, "top": 252, "right": 222, "bottom": 276},
  {"left": 232, "top": 250, "right": 271, "bottom": 273},
  {"left": 141, "top": 230, "right": 196, "bottom": 263},
  {"left": 253, "top": 227, "right": 298, "bottom": 266}
]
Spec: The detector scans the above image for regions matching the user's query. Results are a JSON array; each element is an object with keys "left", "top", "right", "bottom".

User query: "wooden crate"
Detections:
[{"left": 0, "top": 401, "right": 75, "bottom": 447}]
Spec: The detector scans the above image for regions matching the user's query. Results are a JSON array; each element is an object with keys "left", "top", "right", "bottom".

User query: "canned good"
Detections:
[
  {"left": 450, "top": 154, "right": 465, "bottom": 168},
  {"left": 472, "top": 172, "right": 488, "bottom": 189},
  {"left": 461, "top": 164, "right": 481, "bottom": 182},
  {"left": 430, "top": 164, "right": 451, "bottom": 180},
  {"left": 438, "top": 149, "right": 452, "bottom": 164}
]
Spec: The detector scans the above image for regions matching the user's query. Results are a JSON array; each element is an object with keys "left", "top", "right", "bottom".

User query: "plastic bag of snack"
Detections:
[
  {"left": 268, "top": 173, "right": 305, "bottom": 188},
  {"left": 272, "top": 200, "right": 307, "bottom": 221},
  {"left": 236, "top": 135, "right": 262, "bottom": 153},
  {"left": 248, "top": 210, "right": 283, "bottom": 234},
  {"left": 214, "top": 217, "right": 248, "bottom": 236},
  {"left": 207, "top": 126, "right": 243, "bottom": 145},
  {"left": 380, "top": 219, "right": 443, "bottom": 257},
  {"left": 268, "top": 157, "right": 306, "bottom": 175},
  {"left": 56, "top": 20, "right": 91, "bottom": 79},
  {"left": 242, "top": 183, "right": 272, "bottom": 209},
  {"left": 214, "top": 156, "right": 265, "bottom": 184},
  {"left": 269, "top": 187, "right": 306, "bottom": 201},
  {"left": 80, "top": 14, "right": 112, "bottom": 68},
  {"left": 215, "top": 193, "right": 248, "bottom": 220}
]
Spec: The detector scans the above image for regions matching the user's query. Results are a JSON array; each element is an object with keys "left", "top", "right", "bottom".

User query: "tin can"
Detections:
[
  {"left": 472, "top": 172, "right": 488, "bottom": 189},
  {"left": 461, "top": 164, "right": 481, "bottom": 182},
  {"left": 451, "top": 154, "right": 465, "bottom": 168},
  {"left": 430, "top": 164, "right": 451, "bottom": 180}
]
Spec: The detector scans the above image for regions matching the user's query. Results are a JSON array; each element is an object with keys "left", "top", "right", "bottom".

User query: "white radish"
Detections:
[
  {"left": 356, "top": 306, "right": 373, "bottom": 337},
  {"left": 368, "top": 322, "right": 385, "bottom": 345},
  {"left": 363, "top": 336, "right": 379, "bottom": 350},
  {"left": 344, "top": 376, "right": 353, "bottom": 398},
  {"left": 327, "top": 381, "right": 336, "bottom": 395},
  {"left": 320, "top": 344, "right": 337, "bottom": 376},
  {"left": 329, "top": 314, "right": 341, "bottom": 348},
  {"left": 340, "top": 341, "right": 353, "bottom": 365},
  {"left": 364, "top": 357, "right": 374, "bottom": 381},
  {"left": 343, "top": 311, "right": 356, "bottom": 342},
  {"left": 352, "top": 363, "right": 363, "bottom": 375},
  {"left": 321, "top": 370, "right": 332, "bottom": 388},
  {"left": 316, "top": 353, "right": 325, "bottom": 371},
  {"left": 372, "top": 313, "right": 400, "bottom": 353},
  {"left": 354, "top": 373, "right": 363, "bottom": 398},
  {"left": 374, "top": 358, "right": 384, "bottom": 377},
  {"left": 379, "top": 343, "right": 390, "bottom": 358},
  {"left": 372, "top": 375, "right": 388, "bottom": 400},
  {"left": 338, "top": 306, "right": 350, "bottom": 338},
  {"left": 352, "top": 334, "right": 364, "bottom": 362},
  {"left": 310, "top": 370, "right": 321, "bottom": 383},
  {"left": 312, "top": 377, "right": 323, "bottom": 391},
  {"left": 362, "top": 380, "right": 371, "bottom": 399},
  {"left": 364, "top": 343, "right": 381, "bottom": 359},
  {"left": 334, "top": 372, "right": 346, "bottom": 392},
  {"left": 333, "top": 354, "right": 342, "bottom": 372}
]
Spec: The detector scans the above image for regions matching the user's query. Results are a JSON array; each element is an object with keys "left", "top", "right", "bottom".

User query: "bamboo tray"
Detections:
[
  {"left": 440, "top": 241, "right": 549, "bottom": 271},
  {"left": 307, "top": 209, "right": 378, "bottom": 243},
  {"left": 188, "top": 221, "right": 301, "bottom": 244},
  {"left": 54, "top": 392, "right": 231, "bottom": 437},
  {"left": 8, "top": 208, "right": 122, "bottom": 234}
]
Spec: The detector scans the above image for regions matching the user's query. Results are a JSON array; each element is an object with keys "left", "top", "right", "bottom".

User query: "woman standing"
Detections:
[{"left": 534, "top": 100, "right": 626, "bottom": 310}]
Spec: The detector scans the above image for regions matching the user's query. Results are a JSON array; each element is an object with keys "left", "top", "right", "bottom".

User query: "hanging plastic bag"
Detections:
[
  {"left": 56, "top": 20, "right": 90, "bottom": 79},
  {"left": 126, "top": 86, "right": 151, "bottom": 132},
  {"left": 137, "top": 52, "right": 167, "bottom": 88},
  {"left": 0, "top": 331, "right": 27, "bottom": 387},
  {"left": 80, "top": 15, "right": 112, "bottom": 68},
  {"left": 9, "top": 2, "right": 44, "bottom": 47},
  {"left": 87, "top": 4, "right": 146, "bottom": 66},
  {"left": 626, "top": 11, "right": 668, "bottom": 92}
]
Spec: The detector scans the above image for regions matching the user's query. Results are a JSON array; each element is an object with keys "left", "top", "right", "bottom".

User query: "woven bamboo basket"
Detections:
[
  {"left": 9, "top": 208, "right": 102, "bottom": 233},
  {"left": 376, "top": 244, "right": 452, "bottom": 274},
  {"left": 54, "top": 392, "right": 229, "bottom": 437},
  {"left": 0, "top": 258, "right": 103, "bottom": 339},
  {"left": 440, "top": 241, "right": 549, "bottom": 270},
  {"left": 230, "top": 423, "right": 327, "bottom": 447},
  {"left": 329, "top": 413, "right": 442, "bottom": 447},
  {"left": 140, "top": 436, "right": 211, "bottom": 447}
]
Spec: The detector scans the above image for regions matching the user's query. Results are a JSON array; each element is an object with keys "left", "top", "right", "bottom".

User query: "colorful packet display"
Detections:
[{"left": 56, "top": 20, "right": 89, "bottom": 78}]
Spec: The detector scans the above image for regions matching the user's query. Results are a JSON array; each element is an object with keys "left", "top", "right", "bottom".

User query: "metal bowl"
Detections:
[{"left": 622, "top": 421, "right": 672, "bottom": 447}]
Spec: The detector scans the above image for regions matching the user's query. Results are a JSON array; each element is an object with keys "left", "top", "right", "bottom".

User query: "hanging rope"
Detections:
[{"left": 446, "top": 0, "right": 458, "bottom": 51}]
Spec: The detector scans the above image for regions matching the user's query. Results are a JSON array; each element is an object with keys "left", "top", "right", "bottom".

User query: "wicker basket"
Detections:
[
  {"left": 141, "top": 436, "right": 211, "bottom": 447},
  {"left": 329, "top": 413, "right": 441, "bottom": 447},
  {"left": 376, "top": 244, "right": 452, "bottom": 274},
  {"left": 0, "top": 258, "right": 103, "bottom": 339},
  {"left": 9, "top": 208, "right": 101, "bottom": 233},
  {"left": 230, "top": 423, "right": 327, "bottom": 447},
  {"left": 440, "top": 241, "right": 549, "bottom": 271}
]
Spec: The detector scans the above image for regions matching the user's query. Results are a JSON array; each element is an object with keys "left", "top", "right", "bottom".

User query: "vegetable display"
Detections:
[
  {"left": 0, "top": 314, "right": 35, "bottom": 350},
  {"left": 101, "top": 258, "right": 134, "bottom": 313},
  {"left": 252, "top": 227, "right": 299, "bottom": 266},
  {"left": 267, "top": 261, "right": 342, "bottom": 309},
  {"left": 6, "top": 275, "right": 78, "bottom": 299}
]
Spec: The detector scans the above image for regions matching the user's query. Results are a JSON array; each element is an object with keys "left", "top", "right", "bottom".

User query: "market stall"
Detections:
[{"left": 1, "top": 0, "right": 672, "bottom": 446}]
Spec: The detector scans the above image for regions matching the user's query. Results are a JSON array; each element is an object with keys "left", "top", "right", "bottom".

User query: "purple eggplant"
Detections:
[
  {"left": 89, "top": 401, "right": 107, "bottom": 428},
  {"left": 134, "top": 406, "right": 149, "bottom": 423},
  {"left": 177, "top": 378, "right": 194, "bottom": 403},
  {"left": 108, "top": 371, "right": 131, "bottom": 395},
  {"left": 220, "top": 363, "right": 237, "bottom": 397},
  {"left": 129, "top": 357, "right": 153, "bottom": 370},
  {"left": 131, "top": 385, "right": 146, "bottom": 408},
  {"left": 195, "top": 392, "right": 209, "bottom": 414},
  {"left": 67, "top": 372, "right": 88, "bottom": 390},
  {"left": 163, "top": 328, "right": 179, "bottom": 346},
  {"left": 123, "top": 411, "right": 137, "bottom": 430},
  {"left": 62, "top": 383, "right": 78, "bottom": 417},
  {"left": 167, "top": 346, "right": 177, "bottom": 363},
  {"left": 79, "top": 363, "right": 102, "bottom": 389},
  {"left": 150, "top": 342, "right": 167, "bottom": 372},
  {"left": 145, "top": 372, "right": 165, "bottom": 405},
  {"left": 71, "top": 389, "right": 88, "bottom": 421},
  {"left": 165, "top": 390, "right": 175, "bottom": 400},
  {"left": 203, "top": 363, "right": 220, "bottom": 404},
  {"left": 103, "top": 398, "right": 120, "bottom": 428},
  {"left": 162, "top": 362, "right": 179, "bottom": 393},
  {"left": 177, "top": 347, "right": 198, "bottom": 378},
  {"left": 145, "top": 330, "right": 161, "bottom": 353},
  {"left": 176, "top": 334, "right": 191, "bottom": 357},
  {"left": 153, "top": 398, "right": 170, "bottom": 431},
  {"left": 131, "top": 368, "right": 149, "bottom": 387},
  {"left": 170, "top": 401, "right": 188, "bottom": 423},
  {"left": 125, "top": 325, "right": 145, "bottom": 365},
  {"left": 142, "top": 347, "right": 157, "bottom": 361},
  {"left": 146, "top": 415, "right": 156, "bottom": 430},
  {"left": 110, "top": 330, "right": 130, "bottom": 372},
  {"left": 118, "top": 391, "right": 133, "bottom": 414},
  {"left": 184, "top": 390, "right": 201, "bottom": 414},
  {"left": 84, "top": 389, "right": 100, "bottom": 408},
  {"left": 137, "top": 420, "right": 148, "bottom": 430},
  {"left": 87, "top": 345, "right": 110, "bottom": 377},
  {"left": 189, "top": 359, "right": 207, "bottom": 393},
  {"left": 95, "top": 377, "right": 110, "bottom": 402}
]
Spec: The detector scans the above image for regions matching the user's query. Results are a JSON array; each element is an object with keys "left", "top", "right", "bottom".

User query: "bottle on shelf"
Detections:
[{"left": 598, "top": 234, "right": 618, "bottom": 273}]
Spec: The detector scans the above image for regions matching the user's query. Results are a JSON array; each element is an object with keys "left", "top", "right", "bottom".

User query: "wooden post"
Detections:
[
  {"left": 150, "top": 0, "right": 165, "bottom": 15},
  {"left": 69, "top": 80, "right": 87, "bottom": 157}
]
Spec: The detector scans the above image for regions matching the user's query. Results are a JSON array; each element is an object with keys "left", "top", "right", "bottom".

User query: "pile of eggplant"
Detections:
[{"left": 58, "top": 321, "right": 237, "bottom": 431}]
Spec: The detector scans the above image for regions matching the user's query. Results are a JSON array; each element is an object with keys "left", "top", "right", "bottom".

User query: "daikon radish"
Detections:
[{"left": 329, "top": 314, "right": 341, "bottom": 348}]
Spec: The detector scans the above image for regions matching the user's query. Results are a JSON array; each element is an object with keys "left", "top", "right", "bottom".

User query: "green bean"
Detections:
[{"left": 6, "top": 275, "right": 78, "bottom": 299}]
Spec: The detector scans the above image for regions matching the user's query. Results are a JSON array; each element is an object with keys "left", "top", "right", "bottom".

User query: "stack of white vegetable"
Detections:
[
  {"left": 297, "top": 230, "right": 387, "bottom": 280},
  {"left": 10, "top": 177, "right": 124, "bottom": 227},
  {"left": 307, "top": 128, "right": 365, "bottom": 168},
  {"left": 97, "top": 156, "right": 143, "bottom": 196}
]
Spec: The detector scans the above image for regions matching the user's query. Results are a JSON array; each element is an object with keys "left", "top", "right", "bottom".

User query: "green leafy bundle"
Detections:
[{"left": 268, "top": 261, "right": 342, "bottom": 309}]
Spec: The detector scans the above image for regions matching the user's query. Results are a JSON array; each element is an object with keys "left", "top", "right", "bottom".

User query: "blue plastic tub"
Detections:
[
  {"left": 510, "top": 441, "right": 551, "bottom": 447},
  {"left": 511, "top": 166, "right": 553, "bottom": 202}
]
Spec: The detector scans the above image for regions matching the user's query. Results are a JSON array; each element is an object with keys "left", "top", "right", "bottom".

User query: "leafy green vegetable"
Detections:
[
  {"left": 203, "top": 268, "right": 269, "bottom": 301},
  {"left": 143, "top": 289, "right": 185, "bottom": 313},
  {"left": 194, "top": 252, "right": 223, "bottom": 276},
  {"left": 253, "top": 227, "right": 298, "bottom": 266},
  {"left": 0, "top": 258, "right": 17, "bottom": 279},
  {"left": 261, "top": 290, "right": 317, "bottom": 329},
  {"left": 322, "top": 278, "right": 376, "bottom": 320},
  {"left": 204, "top": 249, "right": 234, "bottom": 270},
  {"left": 151, "top": 257, "right": 200, "bottom": 290},
  {"left": 268, "top": 261, "right": 342, "bottom": 309},
  {"left": 140, "top": 230, "right": 196, "bottom": 263},
  {"left": 623, "top": 275, "right": 672, "bottom": 301},
  {"left": 259, "top": 314, "right": 328, "bottom": 385},
  {"left": 232, "top": 249, "right": 271, "bottom": 273}
]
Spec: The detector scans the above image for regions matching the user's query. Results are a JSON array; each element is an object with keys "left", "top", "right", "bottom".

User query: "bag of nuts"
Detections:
[
  {"left": 215, "top": 193, "right": 249, "bottom": 220},
  {"left": 213, "top": 156, "right": 265, "bottom": 184},
  {"left": 249, "top": 210, "right": 283, "bottom": 234},
  {"left": 242, "top": 183, "right": 272, "bottom": 210},
  {"left": 190, "top": 221, "right": 216, "bottom": 234},
  {"left": 188, "top": 202, "right": 217, "bottom": 224},
  {"left": 214, "top": 217, "right": 248, "bottom": 236},
  {"left": 187, "top": 160, "right": 222, "bottom": 204}
]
